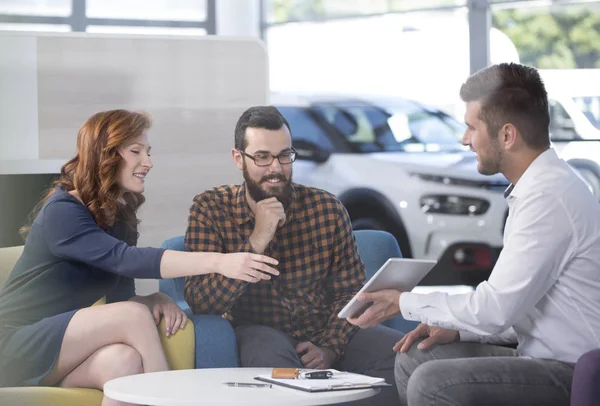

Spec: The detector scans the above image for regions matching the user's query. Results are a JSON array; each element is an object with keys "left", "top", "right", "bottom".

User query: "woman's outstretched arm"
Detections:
[{"left": 43, "top": 196, "right": 278, "bottom": 281}]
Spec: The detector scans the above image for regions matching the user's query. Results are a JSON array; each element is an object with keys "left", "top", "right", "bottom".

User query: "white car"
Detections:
[
  {"left": 272, "top": 94, "right": 510, "bottom": 286},
  {"left": 548, "top": 93, "right": 600, "bottom": 199}
]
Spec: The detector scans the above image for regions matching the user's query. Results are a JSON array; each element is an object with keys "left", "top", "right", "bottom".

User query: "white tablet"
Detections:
[{"left": 338, "top": 258, "right": 437, "bottom": 319}]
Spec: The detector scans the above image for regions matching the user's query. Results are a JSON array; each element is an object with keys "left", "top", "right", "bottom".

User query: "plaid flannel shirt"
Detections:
[{"left": 184, "top": 183, "right": 365, "bottom": 357}]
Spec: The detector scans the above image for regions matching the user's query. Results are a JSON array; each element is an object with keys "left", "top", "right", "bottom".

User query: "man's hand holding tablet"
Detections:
[
  {"left": 338, "top": 258, "right": 436, "bottom": 328},
  {"left": 347, "top": 289, "right": 403, "bottom": 328}
]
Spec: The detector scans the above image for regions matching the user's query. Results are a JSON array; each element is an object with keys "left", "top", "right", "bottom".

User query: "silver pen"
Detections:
[{"left": 223, "top": 382, "right": 272, "bottom": 388}]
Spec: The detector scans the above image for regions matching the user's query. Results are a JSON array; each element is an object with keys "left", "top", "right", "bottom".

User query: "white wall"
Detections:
[{"left": 0, "top": 36, "right": 38, "bottom": 161}]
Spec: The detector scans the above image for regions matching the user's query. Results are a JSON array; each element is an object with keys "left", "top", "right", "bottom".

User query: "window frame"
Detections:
[{"left": 0, "top": 0, "right": 216, "bottom": 35}]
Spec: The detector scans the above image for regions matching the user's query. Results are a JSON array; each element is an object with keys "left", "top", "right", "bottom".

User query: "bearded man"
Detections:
[{"left": 184, "top": 106, "right": 403, "bottom": 406}]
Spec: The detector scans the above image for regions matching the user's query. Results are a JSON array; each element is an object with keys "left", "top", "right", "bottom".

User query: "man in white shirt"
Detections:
[{"left": 348, "top": 62, "right": 600, "bottom": 406}]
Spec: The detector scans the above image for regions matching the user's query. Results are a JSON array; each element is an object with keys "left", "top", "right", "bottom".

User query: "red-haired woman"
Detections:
[{"left": 0, "top": 110, "right": 279, "bottom": 405}]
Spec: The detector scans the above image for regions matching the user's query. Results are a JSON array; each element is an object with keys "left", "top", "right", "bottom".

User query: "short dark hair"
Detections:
[
  {"left": 460, "top": 63, "right": 550, "bottom": 150},
  {"left": 234, "top": 106, "right": 292, "bottom": 151}
]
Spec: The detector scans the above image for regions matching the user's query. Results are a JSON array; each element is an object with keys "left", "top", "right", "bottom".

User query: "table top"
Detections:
[{"left": 104, "top": 368, "right": 379, "bottom": 406}]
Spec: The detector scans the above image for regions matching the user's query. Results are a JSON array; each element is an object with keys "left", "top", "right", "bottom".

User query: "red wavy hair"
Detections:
[{"left": 21, "top": 110, "right": 152, "bottom": 244}]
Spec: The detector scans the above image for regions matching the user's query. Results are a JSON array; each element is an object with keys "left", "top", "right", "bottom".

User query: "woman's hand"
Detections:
[
  {"left": 217, "top": 253, "right": 279, "bottom": 282},
  {"left": 132, "top": 292, "right": 187, "bottom": 337}
]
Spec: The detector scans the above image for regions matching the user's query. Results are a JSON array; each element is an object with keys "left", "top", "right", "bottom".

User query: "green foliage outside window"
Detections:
[{"left": 493, "top": 7, "right": 600, "bottom": 69}]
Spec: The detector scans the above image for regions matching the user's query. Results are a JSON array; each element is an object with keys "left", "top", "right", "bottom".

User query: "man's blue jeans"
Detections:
[{"left": 395, "top": 340, "right": 574, "bottom": 406}]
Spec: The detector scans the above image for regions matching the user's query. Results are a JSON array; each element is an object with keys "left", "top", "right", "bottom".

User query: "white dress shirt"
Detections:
[{"left": 400, "top": 148, "right": 600, "bottom": 363}]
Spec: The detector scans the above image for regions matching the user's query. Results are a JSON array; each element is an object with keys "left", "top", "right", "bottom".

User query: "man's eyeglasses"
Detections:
[{"left": 238, "top": 148, "right": 297, "bottom": 167}]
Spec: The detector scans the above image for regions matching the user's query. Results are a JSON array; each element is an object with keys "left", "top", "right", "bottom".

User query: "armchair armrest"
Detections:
[
  {"left": 188, "top": 314, "right": 239, "bottom": 368},
  {"left": 160, "top": 277, "right": 239, "bottom": 368},
  {"left": 571, "top": 348, "right": 600, "bottom": 406},
  {"left": 0, "top": 388, "right": 102, "bottom": 406},
  {"left": 159, "top": 317, "right": 194, "bottom": 370}
]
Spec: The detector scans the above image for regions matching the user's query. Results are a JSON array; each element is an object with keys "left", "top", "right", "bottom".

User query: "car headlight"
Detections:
[{"left": 420, "top": 195, "right": 490, "bottom": 215}]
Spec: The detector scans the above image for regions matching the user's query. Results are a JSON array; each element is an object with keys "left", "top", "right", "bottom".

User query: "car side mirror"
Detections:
[{"left": 293, "top": 140, "right": 331, "bottom": 163}]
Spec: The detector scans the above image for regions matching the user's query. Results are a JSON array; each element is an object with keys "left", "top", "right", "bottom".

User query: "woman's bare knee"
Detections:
[
  {"left": 115, "top": 301, "right": 154, "bottom": 324},
  {"left": 60, "top": 344, "right": 143, "bottom": 389},
  {"left": 98, "top": 344, "right": 143, "bottom": 382},
  {"left": 115, "top": 302, "right": 160, "bottom": 339}
]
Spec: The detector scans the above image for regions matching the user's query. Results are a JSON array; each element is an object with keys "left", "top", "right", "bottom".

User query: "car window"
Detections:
[
  {"left": 549, "top": 99, "right": 580, "bottom": 141},
  {"left": 314, "top": 103, "right": 465, "bottom": 153},
  {"left": 275, "top": 106, "right": 335, "bottom": 151},
  {"left": 573, "top": 96, "right": 600, "bottom": 130},
  {"left": 403, "top": 110, "right": 464, "bottom": 145},
  {"left": 441, "top": 113, "right": 467, "bottom": 136}
]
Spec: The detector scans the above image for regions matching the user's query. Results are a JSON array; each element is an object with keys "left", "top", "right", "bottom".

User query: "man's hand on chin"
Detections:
[{"left": 347, "top": 289, "right": 402, "bottom": 328}]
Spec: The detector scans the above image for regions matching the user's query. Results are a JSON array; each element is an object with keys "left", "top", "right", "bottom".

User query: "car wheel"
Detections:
[{"left": 577, "top": 168, "right": 600, "bottom": 200}]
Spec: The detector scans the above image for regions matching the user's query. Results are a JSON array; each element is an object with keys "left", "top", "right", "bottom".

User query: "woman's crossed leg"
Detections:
[{"left": 42, "top": 301, "right": 168, "bottom": 406}]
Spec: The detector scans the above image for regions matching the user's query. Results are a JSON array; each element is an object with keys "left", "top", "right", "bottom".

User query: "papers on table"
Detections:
[{"left": 254, "top": 369, "right": 390, "bottom": 393}]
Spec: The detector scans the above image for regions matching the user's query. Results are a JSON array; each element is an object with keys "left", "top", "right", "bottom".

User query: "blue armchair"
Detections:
[
  {"left": 354, "top": 230, "right": 420, "bottom": 333},
  {"left": 571, "top": 348, "right": 600, "bottom": 406},
  {"left": 160, "top": 236, "right": 239, "bottom": 368},
  {"left": 159, "top": 230, "right": 414, "bottom": 369}
]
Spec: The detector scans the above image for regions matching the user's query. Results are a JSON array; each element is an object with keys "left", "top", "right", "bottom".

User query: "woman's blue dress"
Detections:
[{"left": 0, "top": 189, "right": 165, "bottom": 386}]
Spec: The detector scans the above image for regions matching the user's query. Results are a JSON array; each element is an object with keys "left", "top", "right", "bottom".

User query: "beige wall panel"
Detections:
[
  {"left": 33, "top": 35, "right": 267, "bottom": 248},
  {"left": 1, "top": 33, "right": 268, "bottom": 294}
]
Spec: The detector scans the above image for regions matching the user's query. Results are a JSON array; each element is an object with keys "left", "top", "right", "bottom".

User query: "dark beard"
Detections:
[
  {"left": 477, "top": 133, "right": 503, "bottom": 175},
  {"left": 243, "top": 164, "right": 293, "bottom": 209}
]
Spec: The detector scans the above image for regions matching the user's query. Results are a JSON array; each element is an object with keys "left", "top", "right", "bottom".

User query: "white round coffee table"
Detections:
[{"left": 104, "top": 368, "right": 380, "bottom": 405}]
